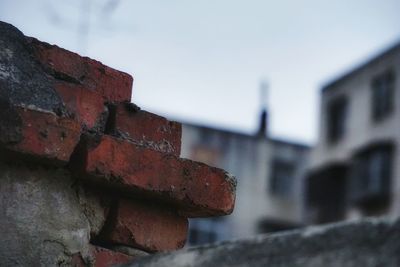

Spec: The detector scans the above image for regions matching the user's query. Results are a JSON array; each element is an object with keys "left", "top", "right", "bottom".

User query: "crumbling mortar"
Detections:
[
  {"left": 43, "top": 239, "right": 71, "bottom": 256},
  {"left": 52, "top": 70, "right": 82, "bottom": 85},
  {"left": 113, "top": 130, "right": 176, "bottom": 154}
]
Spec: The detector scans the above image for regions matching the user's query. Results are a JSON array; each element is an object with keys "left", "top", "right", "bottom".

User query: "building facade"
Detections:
[
  {"left": 180, "top": 112, "right": 310, "bottom": 245},
  {"left": 306, "top": 42, "right": 400, "bottom": 224}
]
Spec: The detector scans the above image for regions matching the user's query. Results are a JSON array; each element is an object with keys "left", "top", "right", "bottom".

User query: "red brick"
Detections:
[
  {"left": 109, "top": 103, "right": 181, "bottom": 156},
  {"left": 72, "top": 135, "right": 236, "bottom": 217},
  {"left": 54, "top": 81, "right": 106, "bottom": 130},
  {"left": 100, "top": 199, "right": 188, "bottom": 252},
  {"left": 0, "top": 104, "right": 81, "bottom": 165},
  {"left": 72, "top": 245, "right": 133, "bottom": 267},
  {"left": 28, "top": 37, "right": 133, "bottom": 103}
]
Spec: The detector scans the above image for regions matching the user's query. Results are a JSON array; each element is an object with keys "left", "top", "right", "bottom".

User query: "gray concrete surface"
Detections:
[
  {"left": 0, "top": 161, "right": 105, "bottom": 266},
  {"left": 120, "top": 216, "right": 400, "bottom": 267}
]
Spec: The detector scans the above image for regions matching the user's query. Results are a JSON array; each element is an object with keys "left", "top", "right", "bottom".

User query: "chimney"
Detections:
[{"left": 257, "top": 81, "right": 269, "bottom": 137}]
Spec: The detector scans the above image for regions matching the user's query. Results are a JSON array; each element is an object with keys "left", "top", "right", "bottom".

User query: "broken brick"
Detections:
[
  {"left": 0, "top": 103, "right": 81, "bottom": 165},
  {"left": 108, "top": 103, "right": 181, "bottom": 156},
  {"left": 72, "top": 245, "right": 133, "bottom": 267},
  {"left": 27, "top": 37, "right": 133, "bottom": 103},
  {"left": 100, "top": 199, "right": 188, "bottom": 252},
  {"left": 72, "top": 135, "right": 236, "bottom": 217}
]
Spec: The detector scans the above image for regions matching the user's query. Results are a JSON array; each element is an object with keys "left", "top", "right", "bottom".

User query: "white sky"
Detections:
[{"left": 1, "top": 0, "right": 400, "bottom": 144}]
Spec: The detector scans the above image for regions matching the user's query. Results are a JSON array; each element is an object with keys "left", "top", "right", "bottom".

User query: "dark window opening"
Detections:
[
  {"left": 257, "top": 218, "right": 301, "bottom": 234},
  {"left": 348, "top": 144, "right": 392, "bottom": 212},
  {"left": 306, "top": 165, "right": 347, "bottom": 223},
  {"left": 188, "top": 228, "right": 217, "bottom": 246},
  {"left": 199, "top": 129, "right": 213, "bottom": 144},
  {"left": 269, "top": 160, "right": 295, "bottom": 197},
  {"left": 188, "top": 218, "right": 225, "bottom": 246},
  {"left": 371, "top": 70, "right": 395, "bottom": 122},
  {"left": 327, "top": 96, "right": 348, "bottom": 143}
]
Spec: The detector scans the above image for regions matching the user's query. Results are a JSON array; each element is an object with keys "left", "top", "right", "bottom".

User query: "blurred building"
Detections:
[
  {"left": 180, "top": 108, "right": 310, "bottom": 245},
  {"left": 306, "top": 42, "right": 400, "bottom": 224}
]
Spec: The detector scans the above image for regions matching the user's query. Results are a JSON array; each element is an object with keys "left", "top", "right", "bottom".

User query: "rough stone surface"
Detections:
[
  {"left": 0, "top": 161, "right": 91, "bottom": 266},
  {"left": 71, "top": 135, "right": 236, "bottom": 217},
  {"left": 75, "top": 186, "right": 108, "bottom": 239},
  {"left": 0, "top": 21, "right": 66, "bottom": 115},
  {"left": 120, "top": 217, "right": 400, "bottom": 267},
  {"left": 28, "top": 37, "right": 133, "bottom": 103},
  {"left": 99, "top": 199, "right": 188, "bottom": 252},
  {"left": 108, "top": 102, "right": 182, "bottom": 156}
]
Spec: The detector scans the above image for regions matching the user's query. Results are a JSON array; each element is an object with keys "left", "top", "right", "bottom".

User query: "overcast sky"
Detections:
[{"left": 1, "top": 0, "right": 400, "bottom": 144}]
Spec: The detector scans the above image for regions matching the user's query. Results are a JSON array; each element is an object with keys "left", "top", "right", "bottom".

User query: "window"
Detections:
[
  {"left": 348, "top": 144, "right": 392, "bottom": 208},
  {"left": 257, "top": 218, "right": 300, "bottom": 234},
  {"left": 327, "top": 96, "right": 348, "bottom": 143},
  {"left": 188, "top": 218, "right": 226, "bottom": 246},
  {"left": 306, "top": 165, "right": 347, "bottom": 223},
  {"left": 188, "top": 228, "right": 217, "bottom": 245},
  {"left": 269, "top": 160, "right": 295, "bottom": 197},
  {"left": 371, "top": 70, "right": 395, "bottom": 122},
  {"left": 199, "top": 129, "right": 212, "bottom": 144}
]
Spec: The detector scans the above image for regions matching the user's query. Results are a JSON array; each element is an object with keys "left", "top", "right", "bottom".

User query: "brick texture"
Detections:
[
  {"left": 108, "top": 102, "right": 181, "bottom": 156},
  {"left": 100, "top": 199, "right": 188, "bottom": 252},
  {"left": 54, "top": 81, "right": 107, "bottom": 131},
  {"left": 72, "top": 135, "right": 236, "bottom": 217},
  {"left": 0, "top": 103, "right": 81, "bottom": 165},
  {"left": 0, "top": 22, "right": 238, "bottom": 264},
  {"left": 28, "top": 37, "right": 133, "bottom": 103},
  {"left": 72, "top": 245, "right": 133, "bottom": 267}
]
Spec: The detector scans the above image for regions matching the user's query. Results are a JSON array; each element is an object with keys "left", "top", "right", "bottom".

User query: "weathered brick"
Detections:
[
  {"left": 27, "top": 37, "right": 133, "bottom": 103},
  {"left": 100, "top": 199, "right": 188, "bottom": 252},
  {"left": 72, "top": 245, "right": 133, "bottom": 267},
  {"left": 72, "top": 135, "right": 236, "bottom": 217},
  {"left": 0, "top": 103, "right": 81, "bottom": 165},
  {"left": 108, "top": 102, "right": 181, "bottom": 156},
  {"left": 54, "top": 81, "right": 107, "bottom": 131}
]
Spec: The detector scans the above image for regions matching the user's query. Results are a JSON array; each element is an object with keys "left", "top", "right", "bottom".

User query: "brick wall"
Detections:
[{"left": 0, "top": 21, "right": 236, "bottom": 267}]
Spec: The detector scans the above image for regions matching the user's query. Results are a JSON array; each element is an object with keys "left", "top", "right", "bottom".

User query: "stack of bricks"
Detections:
[{"left": 0, "top": 21, "right": 236, "bottom": 267}]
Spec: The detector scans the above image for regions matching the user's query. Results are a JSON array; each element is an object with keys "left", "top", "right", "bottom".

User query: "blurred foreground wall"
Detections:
[{"left": 121, "top": 216, "right": 400, "bottom": 267}]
